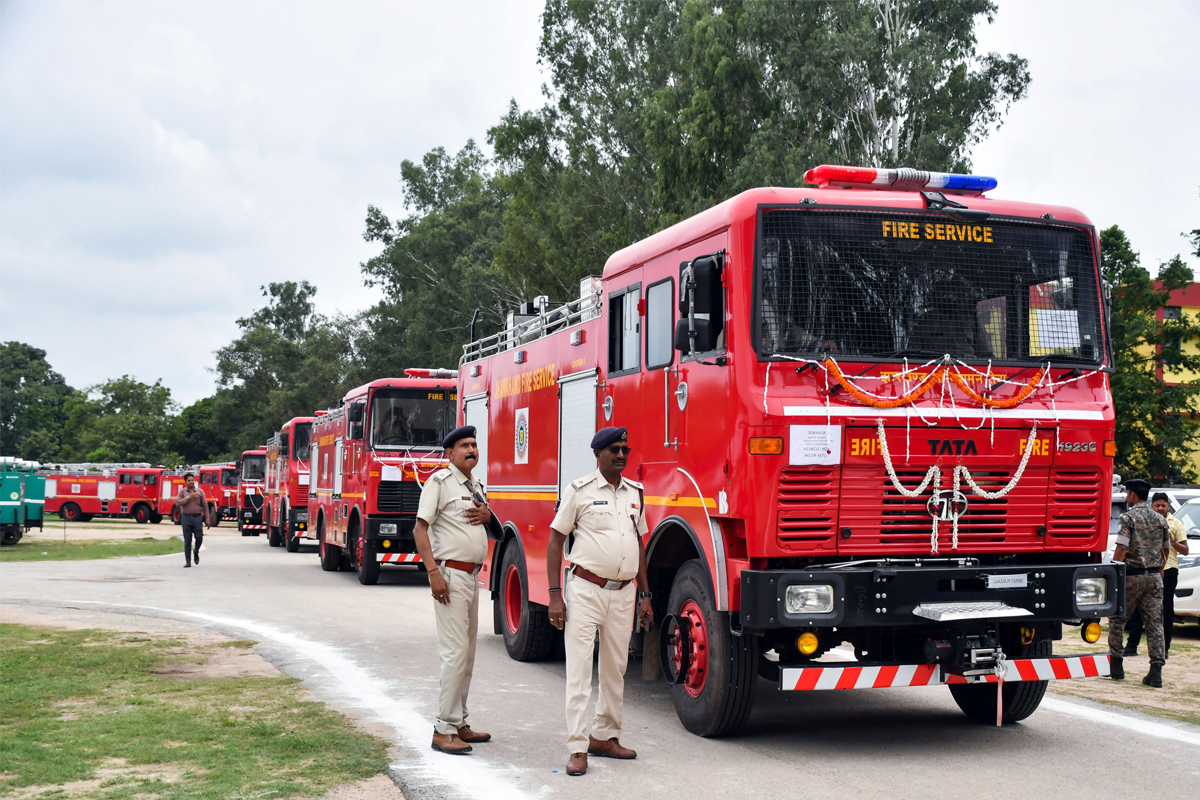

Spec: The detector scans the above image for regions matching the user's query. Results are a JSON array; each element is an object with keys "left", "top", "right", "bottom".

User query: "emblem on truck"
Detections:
[{"left": 927, "top": 488, "right": 969, "bottom": 522}]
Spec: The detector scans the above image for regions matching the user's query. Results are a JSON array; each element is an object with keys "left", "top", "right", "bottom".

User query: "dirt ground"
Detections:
[
  {"left": 24, "top": 515, "right": 247, "bottom": 542},
  {"left": 0, "top": 604, "right": 405, "bottom": 800}
]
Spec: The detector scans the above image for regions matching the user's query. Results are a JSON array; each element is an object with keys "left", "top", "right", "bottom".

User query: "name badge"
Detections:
[
  {"left": 592, "top": 500, "right": 608, "bottom": 505},
  {"left": 461, "top": 496, "right": 472, "bottom": 502}
]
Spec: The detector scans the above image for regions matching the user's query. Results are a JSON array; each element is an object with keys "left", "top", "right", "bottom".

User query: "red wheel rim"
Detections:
[
  {"left": 504, "top": 565, "right": 523, "bottom": 635},
  {"left": 671, "top": 600, "right": 709, "bottom": 698}
]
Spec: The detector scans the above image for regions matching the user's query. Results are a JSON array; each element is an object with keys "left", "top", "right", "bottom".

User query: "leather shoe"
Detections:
[
  {"left": 588, "top": 736, "right": 636, "bottom": 759},
  {"left": 430, "top": 731, "right": 472, "bottom": 755},
  {"left": 456, "top": 725, "right": 491, "bottom": 743},
  {"left": 566, "top": 752, "right": 587, "bottom": 776},
  {"left": 1122, "top": 644, "right": 1137, "bottom": 656}
]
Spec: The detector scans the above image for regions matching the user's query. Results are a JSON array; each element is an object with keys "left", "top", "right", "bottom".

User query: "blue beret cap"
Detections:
[
  {"left": 590, "top": 426, "right": 628, "bottom": 450},
  {"left": 443, "top": 425, "right": 477, "bottom": 449},
  {"left": 1123, "top": 478, "right": 1152, "bottom": 497}
]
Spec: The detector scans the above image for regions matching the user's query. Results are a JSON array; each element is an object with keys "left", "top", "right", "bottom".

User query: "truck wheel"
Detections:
[
  {"left": 949, "top": 641, "right": 1050, "bottom": 724},
  {"left": 149, "top": 513, "right": 163, "bottom": 524},
  {"left": 284, "top": 520, "right": 300, "bottom": 553},
  {"left": 173, "top": 508, "right": 181, "bottom": 525},
  {"left": 207, "top": 507, "right": 220, "bottom": 528},
  {"left": 354, "top": 526, "right": 379, "bottom": 585},
  {"left": 61, "top": 503, "right": 82, "bottom": 522},
  {"left": 319, "top": 524, "right": 341, "bottom": 572},
  {"left": 133, "top": 505, "right": 150, "bottom": 524},
  {"left": 2, "top": 528, "right": 20, "bottom": 545},
  {"left": 499, "top": 540, "right": 557, "bottom": 661},
  {"left": 664, "top": 559, "right": 757, "bottom": 737},
  {"left": 268, "top": 525, "right": 282, "bottom": 547}
]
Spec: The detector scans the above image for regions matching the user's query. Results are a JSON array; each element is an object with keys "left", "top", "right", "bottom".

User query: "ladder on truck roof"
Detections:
[
  {"left": 461, "top": 277, "right": 601, "bottom": 364},
  {"left": 40, "top": 462, "right": 153, "bottom": 475}
]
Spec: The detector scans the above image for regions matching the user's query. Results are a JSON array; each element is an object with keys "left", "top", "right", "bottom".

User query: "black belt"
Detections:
[{"left": 1124, "top": 567, "right": 1159, "bottom": 576}]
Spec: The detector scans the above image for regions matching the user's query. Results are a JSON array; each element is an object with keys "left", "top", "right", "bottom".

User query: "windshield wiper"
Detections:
[
  {"left": 888, "top": 348, "right": 950, "bottom": 360},
  {"left": 921, "top": 191, "right": 990, "bottom": 223}
]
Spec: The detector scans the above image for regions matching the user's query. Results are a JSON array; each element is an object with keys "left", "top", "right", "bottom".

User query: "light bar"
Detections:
[
  {"left": 804, "top": 165, "right": 997, "bottom": 195},
  {"left": 404, "top": 368, "right": 458, "bottom": 379}
]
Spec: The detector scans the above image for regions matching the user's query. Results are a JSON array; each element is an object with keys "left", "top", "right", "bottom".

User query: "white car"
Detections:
[{"left": 1170, "top": 499, "right": 1200, "bottom": 625}]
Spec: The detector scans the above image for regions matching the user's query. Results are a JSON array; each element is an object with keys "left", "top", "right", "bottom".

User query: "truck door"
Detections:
[
  {"left": 333, "top": 438, "right": 344, "bottom": 498},
  {"left": 603, "top": 274, "right": 642, "bottom": 466},
  {"left": 464, "top": 393, "right": 489, "bottom": 485},
  {"left": 558, "top": 370, "right": 599, "bottom": 491},
  {"left": 641, "top": 272, "right": 681, "bottom": 488}
]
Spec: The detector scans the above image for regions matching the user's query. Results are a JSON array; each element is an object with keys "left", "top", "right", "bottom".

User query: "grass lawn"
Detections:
[
  {"left": 0, "top": 624, "right": 388, "bottom": 798},
  {"left": 0, "top": 537, "right": 183, "bottom": 562}
]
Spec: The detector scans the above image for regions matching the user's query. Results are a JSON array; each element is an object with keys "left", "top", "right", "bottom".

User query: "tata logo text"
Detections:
[{"left": 928, "top": 439, "right": 979, "bottom": 456}]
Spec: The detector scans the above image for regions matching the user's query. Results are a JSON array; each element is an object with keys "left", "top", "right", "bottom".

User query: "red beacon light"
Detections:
[
  {"left": 803, "top": 165, "right": 997, "bottom": 196},
  {"left": 404, "top": 368, "right": 458, "bottom": 379}
]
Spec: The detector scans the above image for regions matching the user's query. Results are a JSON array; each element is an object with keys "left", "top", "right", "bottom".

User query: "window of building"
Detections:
[
  {"left": 608, "top": 284, "right": 641, "bottom": 375},
  {"left": 1164, "top": 306, "right": 1182, "bottom": 320},
  {"left": 645, "top": 278, "right": 675, "bottom": 370}
]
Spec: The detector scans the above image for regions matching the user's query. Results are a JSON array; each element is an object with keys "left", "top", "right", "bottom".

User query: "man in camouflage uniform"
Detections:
[{"left": 1108, "top": 478, "right": 1171, "bottom": 687}]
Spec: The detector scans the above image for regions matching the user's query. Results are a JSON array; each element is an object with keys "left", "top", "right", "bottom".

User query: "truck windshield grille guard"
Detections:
[{"left": 755, "top": 208, "right": 1104, "bottom": 367}]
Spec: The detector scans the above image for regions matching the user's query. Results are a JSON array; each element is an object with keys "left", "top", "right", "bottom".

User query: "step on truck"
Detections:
[
  {"left": 266, "top": 417, "right": 314, "bottom": 550},
  {"left": 458, "top": 166, "right": 1120, "bottom": 735},
  {"left": 237, "top": 448, "right": 268, "bottom": 534},
  {"left": 43, "top": 463, "right": 173, "bottom": 524},
  {"left": 310, "top": 371, "right": 457, "bottom": 585},
  {"left": 196, "top": 462, "right": 239, "bottom": 527}
]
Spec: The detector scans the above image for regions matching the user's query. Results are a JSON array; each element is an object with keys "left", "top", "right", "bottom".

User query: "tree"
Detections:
[
  {"left": 1102, "top": 225, "right": 1200, "bottom": 482},
  {"left": 60, "top": 376, "right": 180, "bottom": 464},
  {"left": 0, "top": 342, "right": 75, "bottom": 461}
]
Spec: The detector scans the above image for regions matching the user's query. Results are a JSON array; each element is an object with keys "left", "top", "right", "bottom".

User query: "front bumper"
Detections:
[
  {"left": 740, "top": 562, "right": 1123, "bottom": 629},
  {"left": 366, "top": 515, "right": 420, "bottom": 562},
  {"left": 781, "top": 653, "right": 1110, "bottom": 690}
]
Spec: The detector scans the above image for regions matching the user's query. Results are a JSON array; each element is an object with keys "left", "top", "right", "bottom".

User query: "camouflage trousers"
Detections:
[{"left": 1108, "top": 572, "right": 1165, "bottom": 666}]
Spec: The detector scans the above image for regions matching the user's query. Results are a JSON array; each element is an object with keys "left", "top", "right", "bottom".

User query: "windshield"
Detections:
[
  {"left": 221, "top": 468, "right": 238, "bottom": 487},
  {"left": 241, "top": 455, "right": 266, "bottom": 482},
  {"left": 1175, "top": 503, "right": 1200, "bottom": 538},
  {"left": 370, "top": 388, "right": 456, "bottom": 449},
  {"left": 293, "top": 422, "right": 312, "bottom": 460},
  {"left": 756, "top": 209, "right": 1105, "bottom": 365}
]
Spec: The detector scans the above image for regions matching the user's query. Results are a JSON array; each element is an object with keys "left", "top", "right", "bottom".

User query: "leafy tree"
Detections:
[
  {"left": 60, "top": 376, "right": 180, "bottom": 464},
  {"left": 1102, "top": 225, "right": 1200, "bottom": 482},
  {"left": 0, "top": 342, "right": 75, "bottom": 461},
  {"left": 171, "top": 395, "right": 232, "bottom": 465}
]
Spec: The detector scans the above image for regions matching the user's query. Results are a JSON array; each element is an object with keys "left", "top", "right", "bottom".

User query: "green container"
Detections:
[{"left": 1, "top": 457, "right": 26, "bottom": 545}]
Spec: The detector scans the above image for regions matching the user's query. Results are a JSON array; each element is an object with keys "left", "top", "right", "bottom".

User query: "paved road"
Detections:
[{"left": 3, "top": 537, "right": 1198, "bottom": 800}]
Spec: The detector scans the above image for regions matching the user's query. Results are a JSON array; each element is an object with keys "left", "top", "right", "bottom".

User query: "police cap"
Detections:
[
  {"left": 442, "top": 425, "right": 477, "bottom": 450},
  {"left": 1123, "top": 478, "right": 1152, "bottom": 499},
  {"left": 591, "top": 426, "right": 628, "bottom": 451}
]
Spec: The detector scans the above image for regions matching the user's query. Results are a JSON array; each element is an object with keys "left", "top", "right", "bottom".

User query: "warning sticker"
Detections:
[{"left": 789, "top": 425, "right": 842, "bottom": 466}]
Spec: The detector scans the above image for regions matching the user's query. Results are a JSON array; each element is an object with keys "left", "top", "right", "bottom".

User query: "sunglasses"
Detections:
[{"left": 606, "top": 445, "right": 632, "bottom": 456}]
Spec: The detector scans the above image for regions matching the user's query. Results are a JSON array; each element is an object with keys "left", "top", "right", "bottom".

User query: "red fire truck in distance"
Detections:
[
  {"left": 265, "top": 417, "right": 314, "bottom": 551},
  {"left": 44, "top": 463, "right": 174, "bottom": 524},
  {"left": 237, "top": 448, "right": 268, "bottom": 534},
  {"left": 196, "top": 462, "right": 239, "bottom": 527},
  {"left": 459, "top": 166, "right": 1120, "bottom": 735},
  {"left": 310, "top": 372, "right": 456, "bottom": 585}
]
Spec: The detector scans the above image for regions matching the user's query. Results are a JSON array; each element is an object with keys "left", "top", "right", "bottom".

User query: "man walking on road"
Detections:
[
  {"left": 547, "top": 426, "right": 654, "bottom": 777},
  {"left": 1108, "top": 478, "right": 1171, "bottom": 687},
  {"left": 176, "top": 472, "right": 208, "bottom": 568},
  {"left": 412, "top": 425, "right": 498, "bottom": 755},
  {"left": 1125, "top": 491, "right": 1189, "bottom": 657}
]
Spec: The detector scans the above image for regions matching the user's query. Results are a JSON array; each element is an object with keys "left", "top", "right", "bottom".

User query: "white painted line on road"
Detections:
[
  {"left": 68, "top": 600, "right": 530, "bottom": 799},
  {"left": 1041, "top": 698, "right": 1200, "bottom": 748}
]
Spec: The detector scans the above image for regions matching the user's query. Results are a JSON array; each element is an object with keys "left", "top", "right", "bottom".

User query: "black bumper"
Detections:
[
  {"left": 365, "top": 515, "right": 418, "bottom": 554},
  {"left": 739, "top": 562, "right": 1123, "bottom": 629},
  {"left": 288, "top": 507, "right": 308, "bottom": 532},
  {"left": 240, "top": 508, "right": 263, "bottom": 525}
]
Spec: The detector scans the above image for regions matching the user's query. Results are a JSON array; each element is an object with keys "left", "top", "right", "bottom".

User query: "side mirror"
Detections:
[
  {"left": 678, "top": 254, "right": 722, "bottom": 315},
  {"left": 676, "top": 252, "right": 725, "bottom": 355},
  {"left": 350, "top": 422, "right": 364, "bottom": 441},
  {"left": 348, "top": 402, "right": 364, "bottom": 423},
  {"left": 674, "top": 318, "right": 718, "bottom": 352}
]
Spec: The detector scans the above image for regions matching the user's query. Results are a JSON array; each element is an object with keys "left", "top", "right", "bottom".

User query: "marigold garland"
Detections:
[
  {"left": 824, "top": 359, "right": 1047, "bottom": 410},
  {"left": 825, "top": 359, "right": 942, "bottom": 408}
]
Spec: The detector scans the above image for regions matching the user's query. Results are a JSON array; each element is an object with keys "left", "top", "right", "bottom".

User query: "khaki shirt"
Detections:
[
  {"left": 176, "top": 485, "right": 207, "bottom": 516},
  {"left": 416, "top": 463, "right": 489, "bottom": 564},
  {"left": 551, "top": 470, "right": 647, "bottom": 582}
]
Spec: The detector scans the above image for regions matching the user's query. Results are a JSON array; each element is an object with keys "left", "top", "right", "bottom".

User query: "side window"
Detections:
[
  {"left": 607, "top": 284, "right": 641, "bottom": 374},
  {"left": 145, "top": 475, "right": 157, "bottom": 486},
  {"left": 645, "top": 278, "right": 675, "bottom": 370},
  {"left": 120, "top": 474, "right": 131, "bottom": 485},
  {"left": 133, "top": 474, "right": 143, "bottom": 485}
]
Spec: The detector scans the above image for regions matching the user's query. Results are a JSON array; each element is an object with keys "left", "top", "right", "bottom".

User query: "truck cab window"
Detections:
[
  {"left": 608, "top": 285, "right": 641, "bottom": 374},
  {"left": 645, "top": 279, "right": 675, "bottom": 370},
  {"left": 293, "top": 423, "right": 312, "bottom": 460},
  {"left": 120, "top": 474, "right": 131, "bottom": 485},
  {"left": 222, "top": 469, "right": 238, "bottom": 487},
  {"left": 369, "top": 389, "right": 449, "bottom": 449}
]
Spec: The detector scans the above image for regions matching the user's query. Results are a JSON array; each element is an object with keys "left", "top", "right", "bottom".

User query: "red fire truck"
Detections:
[
  {"left": 44, "top": 463, "right": 174, "bottom": 524},
  {"left": 459, "top": 166, "right": 1120, "bottom": 734},
  {"left": 237, "top": 448, "right": 268, "bottom": 534},
  {"left": 310, "top": 372, "right": 456, "bottom": 585},
  {"left": 196, "top": 462, "right": 239, "bottom": 527},
  {"left": 265, "top": 417, "right": 314, "bottom": 551}
]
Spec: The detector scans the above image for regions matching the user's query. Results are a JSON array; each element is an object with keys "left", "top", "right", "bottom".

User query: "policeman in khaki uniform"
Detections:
[
  {"left": 413, "top": 425, "right": 498, "bottom": 754},
  {"left": 547, "top": 427, "right": 654, "bottom": 777},
  {"left": 1108, "top": 478, "right": 1171, "bottom": 688}
]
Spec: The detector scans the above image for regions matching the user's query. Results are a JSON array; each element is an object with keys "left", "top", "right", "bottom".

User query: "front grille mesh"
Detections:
[
  {"left": 1047, "top": 467, "right": 1101, "bottom": 539},
  {"left": 376, "top": 481, "right": 421, "bottom": 513},
  {"left": 776, "top": 468, "right": 838, "bottom": 551}
]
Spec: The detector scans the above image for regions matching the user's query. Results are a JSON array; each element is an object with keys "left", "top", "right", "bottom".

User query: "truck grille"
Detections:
[
  {"left": 775, "top": 468, "right": 838, "bottom": 552},
  {"left": 1047, "top": 467, "right": 1102, "bottom": 544},
  {"left": 295, "top": 484, "right": 309, "bottom": 505},
  {"left": 376, "top": 481, "right": 421, "bottom": 513}
]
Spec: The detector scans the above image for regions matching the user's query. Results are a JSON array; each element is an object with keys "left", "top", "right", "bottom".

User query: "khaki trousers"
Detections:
[
  {"left": 433, "top": 566, "right": 479, "bottom": 735},
  {"left": 564, "top": 572, "right": 636, "bottom": 754}
]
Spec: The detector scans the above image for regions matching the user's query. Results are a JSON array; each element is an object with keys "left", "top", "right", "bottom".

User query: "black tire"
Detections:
[
  {"left": 284, "top": 516, "right": 300, "bottom": 552},
  {"left": 665, "top": 559, "right": 757, "bottom": 737},
  {"left": 207, "top": 506, "right": 220, "bottom": 528},
  {"left": 949, "top": 641, "right": 1050, "bottom": 725},
  {"left": 268, "top": 524, "right": 282, "bottom": 548},
  {"left": 2, "top": 529, "right": 21, "bottom": 546},
  {"left": 60, "top": 503, "right": 82, "bottom": 522},
  {"left": 133, "top": 504, "right": 150, "bottom": 524},
  {"left": 80, "top": 514, "right": 94, "bottom": 522},
  {"left": 354, "top": 523, "right": 379, "bottom": 585},
  {"left": 319, "top": 521, "right": 341, "bottom": 572},
  {"left": 499, "top": 540, "right": 558, "bottom": 661},
  {"left": 173, "top": 508, "right": 181, "bottom": 525},
  {"left": 149, "top": 513, "right": 163, "bottom": 524}
]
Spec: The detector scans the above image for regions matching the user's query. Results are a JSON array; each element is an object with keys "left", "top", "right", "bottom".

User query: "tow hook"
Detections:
[{"left": 924, "top": 635, "right": 1006, "bottom": 682}]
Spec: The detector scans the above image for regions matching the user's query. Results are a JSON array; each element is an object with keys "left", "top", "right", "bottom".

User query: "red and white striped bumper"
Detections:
[
  {"left": 243, "top": 524, "right": 267, "bottom": 531},
  {"left": 781, "top": 654, "right": 1110, "bottom": 691},
  {"left": 377, "top": 553, "right": 422, "bottom": 563}
]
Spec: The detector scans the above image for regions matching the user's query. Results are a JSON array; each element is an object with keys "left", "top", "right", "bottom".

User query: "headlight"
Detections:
[
  {"left": 785, "top": 584, "right": 834, "bottom": 615},
  {"left": 1075, "top": 577, "right": 1108, "bottom": 606},
  {"left": 296, "top": 511, "right": 308, "bottom": 522},
  {"left": 379, "top": 523, "right": 398, "bottom": 535},
  {"left": 1178, "top": 554, "right": 1200, "bottom": 570}
]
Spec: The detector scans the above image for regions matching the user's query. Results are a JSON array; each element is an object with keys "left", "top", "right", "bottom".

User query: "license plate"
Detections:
[{"left": 986, "top": 573, "right": 1028, "bottom": 589}]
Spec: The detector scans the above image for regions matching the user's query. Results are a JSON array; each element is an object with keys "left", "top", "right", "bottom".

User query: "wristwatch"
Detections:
[{"left": 639, "top": 591, "right": 653, "bottom": 600}]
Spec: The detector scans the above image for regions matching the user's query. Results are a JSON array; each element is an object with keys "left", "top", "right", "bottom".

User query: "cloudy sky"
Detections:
[{"left": 2, "top": 0, "right": 1198, "bottom": 407}]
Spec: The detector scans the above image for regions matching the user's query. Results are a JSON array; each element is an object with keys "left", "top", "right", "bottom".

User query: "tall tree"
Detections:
[
  {"left": 1102, "top": 225, "right": 1200, "bottom": 482},
  {"left": 60, "top": 376, "right": 180, "bottom": 464},
  {"left": 0, "top": 342, "right": 75, "bottom": 461}
]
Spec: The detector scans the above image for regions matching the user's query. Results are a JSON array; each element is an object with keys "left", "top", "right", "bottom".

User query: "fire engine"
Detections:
[
  {"left": 196, "top": 462, "right": 239, "bottom": 527},
  {"left": 43, "top": 463, "right": 175, "bottom": 524},
  {"left": 310, "top": 371, "right": 457, "bottom": 585},
  {"left": 459, "top": 166, "right": 1120, "bottom": 735},
  {"left": 265, "top": 417, "right": 314, "bottom": 551},
  {"left": 237, "top": 448, "right": 268, "bottom": 534}
]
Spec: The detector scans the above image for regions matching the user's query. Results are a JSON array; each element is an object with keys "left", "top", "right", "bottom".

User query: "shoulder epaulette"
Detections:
[
  {"left": 622, "top": 477, "right": 644, "bottom": 490},
  {"left": 430, "top": 468, "right": 452, "bottom": 484},
  {"left": 569, "top": 473, "right": 598, "bottom": 491}
]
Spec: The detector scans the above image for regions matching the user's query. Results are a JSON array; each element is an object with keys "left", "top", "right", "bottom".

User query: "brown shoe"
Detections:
[
  {"left": 431, "top": 731, "right": 472, "bottom": 755},
  {"left": 456, "top": 725, "right": 491, "bottom": 743},
  {"left": 588, "top": 736, "right": 636, "bottom": 759},
  {"left": 566, "top": 752, "right": 587, "bottom": 776}
]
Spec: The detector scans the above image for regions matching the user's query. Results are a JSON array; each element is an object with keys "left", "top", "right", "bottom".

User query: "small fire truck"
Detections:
[
  {"left": 43, "top": 463, "right": 174, "bottom": 524},
  {"left": 310, "top": 372, "right": 456, "bottom": 585},
  {"left": 459, "top": 166, "right": 1120, "bottom": 734},
  {"left": 265, "top": 417, "right": 314, "bottom": 551},
  {"left": 196, "top": 462, "right": 239, "bottom": 527},
  {"left": 237, "top": 448, "right": 268, "bottom": 534}
]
